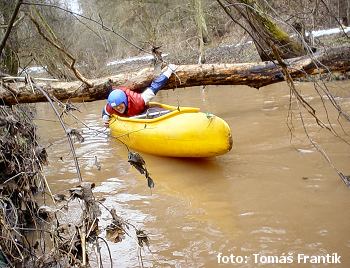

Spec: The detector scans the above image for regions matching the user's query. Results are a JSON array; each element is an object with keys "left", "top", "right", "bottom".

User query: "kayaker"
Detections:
[{"left": 102, "top": 64, "right": 177, "bottom": 126}]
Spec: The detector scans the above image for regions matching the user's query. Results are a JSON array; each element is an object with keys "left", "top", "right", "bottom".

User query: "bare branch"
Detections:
[
  {"left": 27, "top": 13, "right": 93, "bottom": 87},
  {"left": 27, "top": 80, "right": 83, "bottom": 182},
  {"left": 0, "top": 13, "right": 25, "bottom": 29},
  {"left": 271, "top": 45, "right": 350, "bottom": 187}
]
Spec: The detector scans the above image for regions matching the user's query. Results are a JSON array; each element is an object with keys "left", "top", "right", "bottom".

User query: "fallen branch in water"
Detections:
[{"left": 0, "top": 45, "right": 350, "bottom": 105}]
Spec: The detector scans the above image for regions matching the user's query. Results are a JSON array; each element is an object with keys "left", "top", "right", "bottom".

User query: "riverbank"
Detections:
[{"left": 0, "top": 105, "right": 48, "bottom": 266}]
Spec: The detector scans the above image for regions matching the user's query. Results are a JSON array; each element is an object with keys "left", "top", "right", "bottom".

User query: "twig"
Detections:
[
  {"left": 296, "top": 99, "right": 349, "bottom": 186},
  {"left": 27, "top": 13, "right": 92, "bottom": 87},
  {"left": 86, "top": 218, "right": 97, "bottom": 238},
  {"left": 27, "top": 80, "right": 83, "bottom": 182},
  {"left": 271, "top": 45, "right": 332, "bottom": 132},
  {"left": 94, "top": 240, "right": 103, "bottom": 268},
  {"left": 81, "top": 210, "right": 87, "bottom": 267},
  {"left": 0, "top": 245, "right": 14, "bottom": 267},
  {"left": 272, "top": 45, "right": 349, "bottom": 186},
  {"left": 38, "top": 163, "right": 57, "bottom": 205},
  {"left": 138, "top": 247, "right": 144, "bottom": 268},
  {"left": 2, "top": 172, "right": 25, "bottom": 184},
  {"left": 97, "top": 237, "right": 113, "bottom": 268},
  {"left": 52, "top": 99, "right": 132, "bottom": 151},
  {"left": 0, "top": 13, "right": 24, "bottom": 29}
]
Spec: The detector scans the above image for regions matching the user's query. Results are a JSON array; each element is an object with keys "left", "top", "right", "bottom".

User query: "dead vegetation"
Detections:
[
  {"left": 0, "top": 95, "right": 153, "bottom": 267},
  {"left": 0, "top": 104, "right": 47, "bottom": 265}
]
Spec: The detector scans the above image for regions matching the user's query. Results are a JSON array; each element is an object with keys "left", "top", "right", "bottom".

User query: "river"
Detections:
[{"left": 34, "top": 81, "right": 350, "bottom": 267}]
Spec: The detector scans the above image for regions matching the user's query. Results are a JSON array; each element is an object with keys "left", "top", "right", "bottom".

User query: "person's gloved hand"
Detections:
[
  {"left": 167, "top": 64, "right": 177, "bottom": 72},
  {"left": 163, "top": 63, "right": 178, "bottom": 78},
  {"left": 102, "top": 114, "right": 110, "bottom": 127}
]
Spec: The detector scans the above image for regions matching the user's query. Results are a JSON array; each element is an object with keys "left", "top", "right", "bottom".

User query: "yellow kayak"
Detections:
[{"left": 109, "top": 102, "right": 233, "bottom": 157}]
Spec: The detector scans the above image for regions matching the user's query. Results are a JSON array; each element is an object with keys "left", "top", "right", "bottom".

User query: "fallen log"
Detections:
[{"left": 0, "top": 45, "right": 349, "bottom": 105}]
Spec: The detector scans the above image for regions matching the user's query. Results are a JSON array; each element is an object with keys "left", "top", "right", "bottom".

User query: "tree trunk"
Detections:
[
  {"left": 228, "top": 0, "right": 308, "bottom": 61},
  {"left": 0, "top": 0, "right": 21, "bottom": 75},
  {"left": 339, "top": 0, "right": 349, "bottom": 26},
  {"left": 0, "top": 45, "right": 349, "bottom": 105},
  {"left": 194, "top": 0, "right": 209, "bottom": 64}
]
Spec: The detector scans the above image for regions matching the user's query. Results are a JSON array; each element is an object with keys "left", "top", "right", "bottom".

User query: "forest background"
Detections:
[{"left": 1, "top": 0, "right": 349, "bottom": 80}]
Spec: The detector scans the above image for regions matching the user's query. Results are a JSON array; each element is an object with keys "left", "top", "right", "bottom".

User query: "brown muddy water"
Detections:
[{"left": 35, "top": 81, "right": 350, "bottom": 267}]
